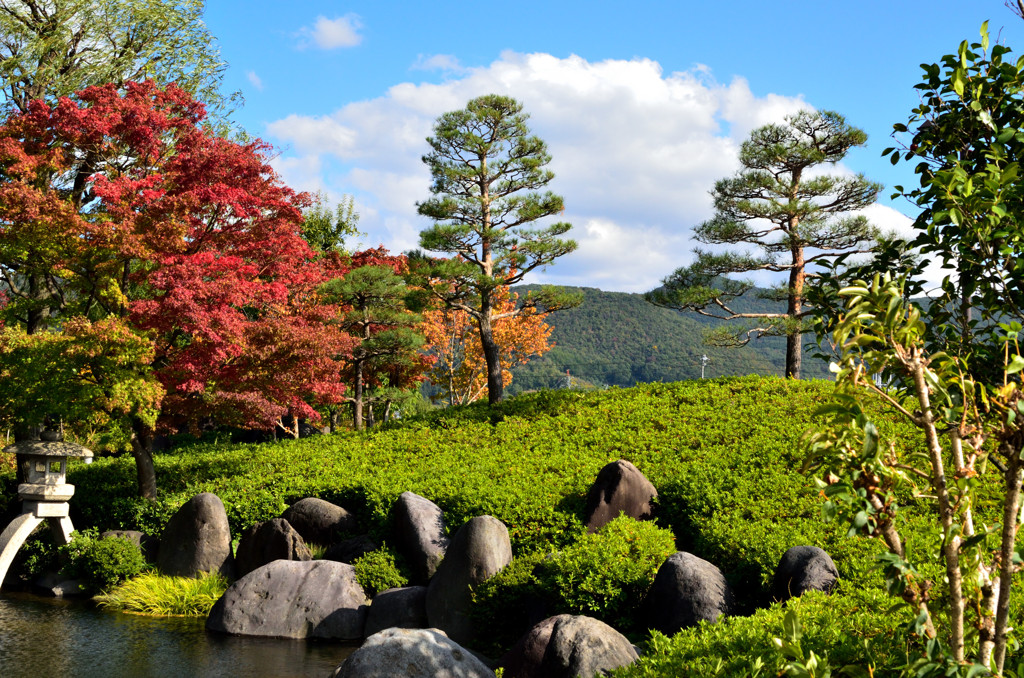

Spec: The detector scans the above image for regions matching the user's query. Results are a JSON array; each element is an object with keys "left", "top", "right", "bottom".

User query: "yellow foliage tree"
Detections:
[{"left": 422, "top": 288, "right": 552, "bottom": 406}]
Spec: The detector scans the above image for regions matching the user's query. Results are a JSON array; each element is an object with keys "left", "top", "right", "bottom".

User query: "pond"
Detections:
[{"left": 0, "top": 593, "right": 355, "bottom": 678}]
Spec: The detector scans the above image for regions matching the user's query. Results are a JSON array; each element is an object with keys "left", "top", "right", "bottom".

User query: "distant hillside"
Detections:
[{"left": 508, "top": 286, "right": 831, "bottom": 393}]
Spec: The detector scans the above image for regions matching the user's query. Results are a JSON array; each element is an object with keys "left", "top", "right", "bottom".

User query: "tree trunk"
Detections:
[
  {"left": 130, "top": 418, "right": 158, "bottom": 501},
  {"left": 353, "top": 358, "right": 365, "bottom": 431},
  {"left": 478, "top": 307, "right": 504, "bottom": 405},
  {"left": 993, "top": 452, "right": 1023, "bottom": 672},
  {"left": 785, "top": 245, "right": 805, "bottom": 379},
  {"left": 328, "top": 407, "right": 339, "bottom": 434}
]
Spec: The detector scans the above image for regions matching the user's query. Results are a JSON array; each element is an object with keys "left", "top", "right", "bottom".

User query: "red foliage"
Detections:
[{"left": 0, "top": 81, "right": 350, "bottom": 431}]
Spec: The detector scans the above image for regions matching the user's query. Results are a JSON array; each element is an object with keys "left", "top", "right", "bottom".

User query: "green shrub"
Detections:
[
  {"left": 540, "top": 516, "right": 675, "bottom": 626},
  {"left": 472, "top": 516, "right": 675, "bottom": 653},
  {"left": 60, "top": 528, "right": 147, "bottom": 593},
  {"left": 95, "top": 571, "right": 228, "bottom": 616},
  {"left": 352, "top": 544, "right": 409, "bottom": 596}
]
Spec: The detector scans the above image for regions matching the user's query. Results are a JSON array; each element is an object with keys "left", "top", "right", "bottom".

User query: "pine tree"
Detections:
[
  {"left": 416, "top": 94, "right": 579, "bottom": 404},
  {"left": 646, "top": 110, "right": 881, "bottom": 378}
]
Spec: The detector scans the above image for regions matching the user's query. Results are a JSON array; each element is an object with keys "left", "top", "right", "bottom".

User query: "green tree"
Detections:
[
  {"left": 0, "top": 0, "right": 234, "bottom": 126},
  {"left": 806, "top": 24, "right": 1024, "bottom": 673},
  {"left": 416, "top": 94, "right": 580, "bottom": 404},
  {"left": 646, "top": 110, "right": 880, "bottom": 379},
  {"left": 301, "top": 192, "right": 363, "bottom": 255},
  {"left": 320, "top": 264, "right": 425, "bottom": 431}
]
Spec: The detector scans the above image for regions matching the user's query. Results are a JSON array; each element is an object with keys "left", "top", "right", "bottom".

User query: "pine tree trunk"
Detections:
[
  {"left": 478, "top": 309, "right": 504, "bottom": 405},
  {"left": 785, "top": 245, "right": 805, "bottom": 379},
  {"left": 353, "top": 358, "right": 365, "bottom": 431}
]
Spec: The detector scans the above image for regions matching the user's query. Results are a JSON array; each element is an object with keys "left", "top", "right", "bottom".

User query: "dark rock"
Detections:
[
  {"left": 392, "top": 491, "right": 450, "bottom": 584},
  {"left": 771, "top": 545, "right": 839, "bottom": 602},
  {"left": 583, "top": 459, "right": 657, "bottom": 532},
  {"left": 501, "top": 614, "right": 638, "bottom": 678},
  {"left": 33, "top": 572, "right": 86, "bottom": 598},
  {"left": 234, "top": 518, "right": 312, "bottom": 578},
  {"left": 323, "top": 535, "right": 378, "bottom": 564},
  {"left": 101, "top": 529, "right": 159, "bottom": 562},
  {"left": 297, "top": 421, "right": 322, "bottom": 438},
  {"left": 641, "top": 551, "right": 733, "bottom": 635},
  {"left": 206, "top": 559, "right": 368, "bottom": 639},
  {"left": 364, "top": 585, "right": 428, "bottom": 637},
  {"left": 426, "top": 515, "right": 512, "bottom": 646},
  {"left": 281, "top": 497, "right": 356, "bottom": 546},
  {"left": 157, "top": 492, "right": 233, "bottom": 578},
  {"left": 331, "top": 627, "right": 495, "bottom": 678}
]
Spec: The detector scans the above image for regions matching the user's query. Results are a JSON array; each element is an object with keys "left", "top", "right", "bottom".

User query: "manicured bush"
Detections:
[
  {"left": 352, "top": 544, "right": 409, "bottom": 596},
  {"left": 60, "top": 528, "right": 147, "bottom": 593}
]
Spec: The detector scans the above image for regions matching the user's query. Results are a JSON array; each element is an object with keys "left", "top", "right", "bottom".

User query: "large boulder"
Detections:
[
  {"left": 392, "top": 491, "right": 450, "bottom": 584},
  {"left": 426, "top": 515, "right": 512, "bottom": 646},
  {"left": 770, "top": 545, "right": 839, "bottom": 602},
  {"left": 331, "top": 628, "right": 494, "bottom": 678},
  {"left": 323, "top": 535, "right": 378, "bottom": 564},
  {"left": 206, "top": 559, "right": 368, "bottom": 640},
  {"left": 583, "top": 460, "right": 657, "bottom": 532},
  {"left": 157, "top": 493, "right": 233, "bottom": 578},
  {"left": 234, "top": 518, "right": 312, "bottom": 578},
  {"left": 364, "top": 585, "right": 429, "bottom": 637},
  {"left": 641, "top": 551, "right": 733, "bottom": 635},
  {"left": 280, "top": 497, "right": 355, "bottom": 546},
  {"left": 500, "top": 614, "right": 638, "bottom": 678}
]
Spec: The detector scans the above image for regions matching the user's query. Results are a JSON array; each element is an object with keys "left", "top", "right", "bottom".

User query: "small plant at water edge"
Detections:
[{"left": 95, "top": 571, "right": 228, "bottom": 616}]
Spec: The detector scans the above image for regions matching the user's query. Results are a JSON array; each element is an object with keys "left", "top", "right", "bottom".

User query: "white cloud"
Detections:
[
  {"left": 411, "top": 54, "right": 464, "bottom": 72},
  {"left": 265, "top": 52, "right": 836, "bottom": 292},
  {"left": 246, "top": 70, "right": 263, "bottom": 91},
  {"left": 297, "top": 14, "right": 362, "bottom": 50}
]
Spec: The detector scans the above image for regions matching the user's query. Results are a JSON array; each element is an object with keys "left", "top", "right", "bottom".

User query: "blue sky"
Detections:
[{"left": 202, "top": 1, "right": 1023, "bottom": 292}]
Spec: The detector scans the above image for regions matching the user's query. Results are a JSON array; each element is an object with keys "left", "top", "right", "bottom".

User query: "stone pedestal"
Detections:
[{"left": 0, "top": 441, "right": 92, "bottom": 589}]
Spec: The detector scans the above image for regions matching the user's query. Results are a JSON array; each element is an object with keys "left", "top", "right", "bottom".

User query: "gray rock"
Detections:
[
  {"left": 34, "top": 572, "right": 86, "bottom": 598},
  {"left": 331, "top": 628, "right": 495, "bottom": 678},
  {"left": 426, "top": 515, "right": 512, "bottom": 646},
  {"left": 280, "top": 497, "right": 355, "bottom": 546},
  {"left": 101, "top": 529, "right": 158, "bottom": 562},
  {"left": 234, "top": 518, "right": 312, "bottom": 578},
  {"left": 583, "top": 460, "right": 657, "bottom": 533},
  {"left": 641, "top": 551, "right": 733, "bottom": 635},
  {"left": 501, "top": 614, "right": 639, "bottom": 678},
  {"left": 771, "top": 545, "right": 839, "bottom": 602},
  {"left": 157, "top": 493, "right": 233, "bottom": 578},
  {"left": 392, "top": 491, "right": 450, "bottom": 584},
  {"left": 206, "top": 559, "right": 368, "bottom": 639},
  {"left": 364, "top": 585, "right": 429, "bottom": 637},
  {"left": 323, "top": 535, "right": 378, "bottom": 564}
]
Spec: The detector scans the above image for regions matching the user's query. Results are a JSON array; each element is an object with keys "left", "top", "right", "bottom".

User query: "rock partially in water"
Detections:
[
  {"left": 331, "top": 627, "right": 494, "bottom": 678},
  {"left": 157, "top": 492, "right": 233, "bottom": 578},
  {"left": 206, "top": 559, "right": 367, "bottom": 640}
]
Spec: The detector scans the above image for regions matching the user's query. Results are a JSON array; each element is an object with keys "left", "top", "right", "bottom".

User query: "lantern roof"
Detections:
[{"left": 2, "top": 441, "right": 93, "bottom": 458}]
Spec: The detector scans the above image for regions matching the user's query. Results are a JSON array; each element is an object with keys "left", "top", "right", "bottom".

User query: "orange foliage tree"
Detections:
[{"left": 422, "top": 287, "right": 553, "bottom": 406}]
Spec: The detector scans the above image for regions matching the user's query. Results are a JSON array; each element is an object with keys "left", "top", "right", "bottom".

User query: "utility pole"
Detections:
[{"left": 700, "top": 354, "right": 709, "bottom": 379}]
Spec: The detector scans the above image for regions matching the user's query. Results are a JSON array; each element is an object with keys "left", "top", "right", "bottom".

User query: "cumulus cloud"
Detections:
[
  {"left": 411, "top": 54, "right": 464, "bottom": 72},
  {"left": 246, "top": 70, "right": 263, "bottom": 91},
  {"left": 265, "top": 51, "right": 837, "bottom": 292},
  {"left": 297, "top": 14, "right": 362, "bottom": 50}
]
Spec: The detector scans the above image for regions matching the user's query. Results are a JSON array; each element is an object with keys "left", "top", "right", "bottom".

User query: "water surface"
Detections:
[{"left": 0, "top": 593, "right": 354, "bottom": 678}]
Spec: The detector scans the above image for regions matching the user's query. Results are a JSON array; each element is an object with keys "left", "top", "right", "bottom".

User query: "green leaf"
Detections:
[
  {"left": 953, "top": 68, "right": 966, "bottom": 97},
  {"left": 1007, "top": 354, "right": 1024, "bottom": 375}
]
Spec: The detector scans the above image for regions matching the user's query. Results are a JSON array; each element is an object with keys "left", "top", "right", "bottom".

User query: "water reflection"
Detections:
[{"left": 0, "top": 593, "right": 354, "bottom": 678}]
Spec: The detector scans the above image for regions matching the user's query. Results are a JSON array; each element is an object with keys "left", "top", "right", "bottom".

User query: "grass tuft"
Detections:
[{"left": 95, "top": 571, "right": 228, "bottom": 617}]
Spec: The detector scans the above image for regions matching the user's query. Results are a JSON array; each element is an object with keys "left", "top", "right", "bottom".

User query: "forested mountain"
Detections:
[{"left": 508, "top": 286, "right": 831, "bottom": 393}]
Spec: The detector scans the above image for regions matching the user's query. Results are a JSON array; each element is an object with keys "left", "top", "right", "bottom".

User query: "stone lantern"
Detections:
[{"left": 0, "top": 440, "right": 93, "bottom": 589}]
